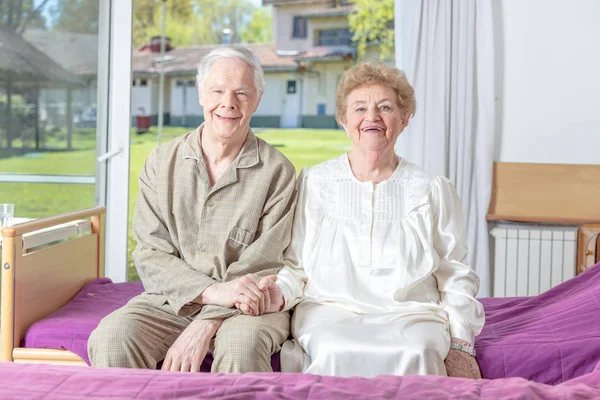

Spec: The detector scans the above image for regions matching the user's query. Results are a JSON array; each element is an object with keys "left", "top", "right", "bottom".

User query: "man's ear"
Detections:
[{"left": 198, "top": 87, "right": 204, "bottom": 107}]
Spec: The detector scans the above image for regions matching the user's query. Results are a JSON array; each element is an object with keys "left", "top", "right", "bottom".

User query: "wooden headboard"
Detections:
[
  {"left": 487, "top": 162, "right": 600, "bottom": 224},
  {"left": 0, "top": 206, "right": 106, "bottom": 362}
]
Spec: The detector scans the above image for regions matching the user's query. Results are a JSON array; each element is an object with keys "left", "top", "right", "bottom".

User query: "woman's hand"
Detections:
[
  {"left": 235, "top": 275, "right": 284, "bottom": 315},
  {"left": 444, "top": 348, "right": 482, "bottom": 379}
]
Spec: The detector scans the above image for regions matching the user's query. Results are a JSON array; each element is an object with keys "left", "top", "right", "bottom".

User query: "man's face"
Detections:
[{"left": 199, "top": 58, "right": 262, "bottom": 141}]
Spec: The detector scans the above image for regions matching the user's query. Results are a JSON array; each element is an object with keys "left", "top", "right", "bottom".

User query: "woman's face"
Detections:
[{"left": 340, "top": 83, "right": 408, "bottom": 154}]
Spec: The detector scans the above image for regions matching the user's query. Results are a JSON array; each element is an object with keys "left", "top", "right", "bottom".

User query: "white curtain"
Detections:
[{"left": 394, "top": 0, "right": 496, "bottom": 297}]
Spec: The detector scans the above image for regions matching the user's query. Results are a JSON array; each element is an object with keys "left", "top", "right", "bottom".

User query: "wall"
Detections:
[
  {"left": 273, "top": 1, "right": 343, "bottom": 52},
  {"left": 302, "top": 61, "right": 346, "bottom": 115},
  {"left": 130, "top": 78, "right": 151, "bottom": 116},
  {"left": 170, "top": 78, "right": 202, "bottom": 117},
  {"left": 496, "top": 0, "right": 600, "bottom": 164}
]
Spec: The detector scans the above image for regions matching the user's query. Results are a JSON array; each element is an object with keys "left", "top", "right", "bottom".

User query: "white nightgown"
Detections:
[{"left": 276, "top": 154, "right": 485, "bottom": 378}]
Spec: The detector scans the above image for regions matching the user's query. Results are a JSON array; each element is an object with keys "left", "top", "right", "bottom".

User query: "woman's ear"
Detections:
[
  {"left": 338, "top": 118, "right": 349, "bottom": 138},
  {"left": 402, "top": 112, "right": 410, "bottom": 128}
]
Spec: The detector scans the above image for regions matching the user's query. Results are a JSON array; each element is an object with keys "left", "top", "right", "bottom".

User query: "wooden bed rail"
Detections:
[
  {"left": 1, "top": 206, "right": 107, "bottom": 237},
  {"left": 1, "top": 206, "right": 106, "bottom": 363}
]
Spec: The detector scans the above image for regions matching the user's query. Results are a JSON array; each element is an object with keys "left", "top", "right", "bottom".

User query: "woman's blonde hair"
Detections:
[{"left": 335, "top": 62, "right": 416, "bottom": 124}]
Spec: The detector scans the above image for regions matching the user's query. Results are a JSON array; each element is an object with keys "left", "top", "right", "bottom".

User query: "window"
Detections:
[
  {"left": 286, "top": 80, "right": 297, "bottom": 94},
  {"left": 317, "top": 103, "right": 326, "bottom": 116},
  {"left": 317, "top": 29, "right": 352, "bottom": 46},
  {"left": 139, "top": 79, "right": 148, "bottom": 86},
  {"left": 292, "top": 16, "right": 307, "bottom": 39}
]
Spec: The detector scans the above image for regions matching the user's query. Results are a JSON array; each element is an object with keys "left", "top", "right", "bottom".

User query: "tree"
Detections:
[
  {"left": 132, "top": 0, "right": 266, "bottom": 47},
  {"left": 133, "top": 0, "right": 196, "bottom": 47},
  {"left": 195, "top": 0, "right": 254, "bottom": 44},
  {"left": 0, "top": 0, "right": 48, "bottom": 33},
  {"left": 348, "top": 0, "right": 394, "bottom": 61},
  {"left": 50, "top": 0, "right": 99, "bottom": 34},
  {"left": 240, "top": 6, "right": 271, "bottom": 44}
]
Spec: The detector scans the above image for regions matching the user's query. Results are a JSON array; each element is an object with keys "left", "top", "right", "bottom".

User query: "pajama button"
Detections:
[
  {"left": 207, "top": 201, "right": 214, "bottom": 207},
  {"left": 199, "top": 248, "right": 206, "bottom": 253}
]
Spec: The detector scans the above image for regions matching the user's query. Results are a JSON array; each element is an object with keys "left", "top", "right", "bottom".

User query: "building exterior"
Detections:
[{"left": 131, "top": 0, "right": 388, "bottom": 129}]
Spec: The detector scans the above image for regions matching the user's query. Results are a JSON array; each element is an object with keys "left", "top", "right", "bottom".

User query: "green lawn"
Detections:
[{"left": 0, "top": 126, "right": 349, "bottom": 281}]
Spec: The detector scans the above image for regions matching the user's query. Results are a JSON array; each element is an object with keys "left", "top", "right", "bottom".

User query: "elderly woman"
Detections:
[{"left": 256, "top": 62, "right": 485, "bottom": 378}]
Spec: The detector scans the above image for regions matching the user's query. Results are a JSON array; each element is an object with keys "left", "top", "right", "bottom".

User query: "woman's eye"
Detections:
[
  {"left": 355, "top": 107, "right": 365, "bottom": 112},
  {"left": 380, "top": 105, "right": 391, "bottom": 111}
]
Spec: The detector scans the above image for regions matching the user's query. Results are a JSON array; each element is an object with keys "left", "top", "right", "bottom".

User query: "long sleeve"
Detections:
[
  {"left": 196, "top": 164, "right": 298, "bottom": 320},
  {"left": 133, "top": 150, "right": 216, "bottom": 317},
  {"left": 431, "top": 177, "right": 485, "bottom": 344},
  {"left": 276, "top": 169, "right": 309, "bottom": 311}
]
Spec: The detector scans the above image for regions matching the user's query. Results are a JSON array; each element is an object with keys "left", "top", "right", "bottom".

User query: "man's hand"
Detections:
[
  {"left": 444, "top": 340, "right": 482, "bottom": 379},
  {"left": 162, "top": 319, "right": 222, "bottom": 373},
  {"left": 198, "top": 274, "right": 264, "bottom": 315},
  {"left": 258, "top": 275, "right": 285, "bottom": 314}
]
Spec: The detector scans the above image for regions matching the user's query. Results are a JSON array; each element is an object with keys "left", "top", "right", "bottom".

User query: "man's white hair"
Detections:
[{"left": 196, "top": 46, "right": 265, "bottom": 94}]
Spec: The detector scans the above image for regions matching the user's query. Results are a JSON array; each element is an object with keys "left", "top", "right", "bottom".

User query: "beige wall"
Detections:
[
  {"left": 495, "top": 0, "right": 600, "bottom": 164},
  {"left": 273, "top": 1, "right": 349, "bottom": 52},
  {"left": 256, "top": 73, "right": 291, "bottom": 116},
  {"left": 302, "top": 61, "right": 351, "bottom": 116}
]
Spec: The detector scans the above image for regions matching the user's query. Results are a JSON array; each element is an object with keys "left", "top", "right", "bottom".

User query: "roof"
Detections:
[
  {"left": 0, "top": 25, "right": 82, "bottom": 85},
  {"left": 22, "top": 30, "right": 98, "bottom": 77},
  {"left": 294, "top": 47, "right": 355, "bottom": 62},
  {"left": 299, "top": 4, "right": 354, "bottom": 18},
  {"left": 263, "top": 0, "right": 332, "bottom": 5},
  {"left": 132, "top": 44, "right": 299, "bottom": 76}
]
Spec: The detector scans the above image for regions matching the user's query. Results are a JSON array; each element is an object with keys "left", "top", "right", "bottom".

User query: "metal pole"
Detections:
[{"left": 157, "top": 0, "right": 166, "bottom": 146}]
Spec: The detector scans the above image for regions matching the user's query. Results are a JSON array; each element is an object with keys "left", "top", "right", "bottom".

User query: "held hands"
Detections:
[
  {"left": 234, "top": 275, "right": 284, "bottom": 316},
  {"left": 201, "top": 274, "right": 284, "bottom": 316}
]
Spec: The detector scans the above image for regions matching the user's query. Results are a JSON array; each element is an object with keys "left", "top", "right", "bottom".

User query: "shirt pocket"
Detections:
[{"left": 228, "top": 225, "right": 255, "bottom": 247}]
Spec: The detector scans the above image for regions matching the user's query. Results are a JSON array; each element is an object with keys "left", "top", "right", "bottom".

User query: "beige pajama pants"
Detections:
[{"left": 88, "top": 293, "right": 290, "bottom": 372}]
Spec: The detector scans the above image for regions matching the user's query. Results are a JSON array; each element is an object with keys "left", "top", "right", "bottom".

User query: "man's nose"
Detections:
[{"left": 221, "top": 91, "right": 237, "bottom": 109}]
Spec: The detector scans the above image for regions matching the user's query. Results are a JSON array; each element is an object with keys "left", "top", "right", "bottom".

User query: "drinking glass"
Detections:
[{"left": 0, "top": 203, "right": 14, "bottom": 229}]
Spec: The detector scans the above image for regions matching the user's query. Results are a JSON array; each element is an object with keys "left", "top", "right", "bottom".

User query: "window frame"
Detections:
[{"left": 292, "top": 16, "right": 307, "bottom": 39}]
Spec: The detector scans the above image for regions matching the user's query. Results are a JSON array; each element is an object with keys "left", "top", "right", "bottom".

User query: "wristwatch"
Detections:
[{"left": 450, "top": 342, "right": 476, "bottom": 357}]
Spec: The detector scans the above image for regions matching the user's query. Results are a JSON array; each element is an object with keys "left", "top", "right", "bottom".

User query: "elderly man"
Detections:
[{"left": 88, "top": 47, "right": 297, "bottom": 373}]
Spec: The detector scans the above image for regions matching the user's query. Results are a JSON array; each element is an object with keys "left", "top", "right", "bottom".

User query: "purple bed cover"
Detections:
[
  {"left": 0, "top": 362, "right": 599, "bottom": 399},
  {"left": 22, "top": 263, "right": 600, "bottom": 385}
]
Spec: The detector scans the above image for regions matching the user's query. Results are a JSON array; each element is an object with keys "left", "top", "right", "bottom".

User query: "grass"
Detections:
[{"left": 0, "top": 126, "right": 349, "bottom": 281}]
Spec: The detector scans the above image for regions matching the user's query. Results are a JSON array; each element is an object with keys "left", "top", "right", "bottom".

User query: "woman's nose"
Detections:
[{"left": 365, "top": 107, "right": 380, "bottom": 121}]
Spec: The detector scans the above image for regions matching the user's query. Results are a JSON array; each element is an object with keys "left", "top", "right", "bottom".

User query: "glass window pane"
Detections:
[
  {"left": 0, "top": 182, "right": 94, "bottom": 219},
  {"left": 0, "top": 1, "right": 101, "bottom": 219}
]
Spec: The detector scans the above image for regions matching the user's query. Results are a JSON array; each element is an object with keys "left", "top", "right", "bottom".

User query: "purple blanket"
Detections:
[
  {"left": 23, "top": 263, "right": 600, "bottom": 384},
  {"left": 476, "top": 263, "right": 600, "bottom": 384},
  {"left": 0, "top": 362, "right": 599, "bottom": 399}
]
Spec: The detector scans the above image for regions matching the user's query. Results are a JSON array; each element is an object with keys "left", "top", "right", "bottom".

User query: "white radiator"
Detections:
[{"left": 490, "top": 223, "right": 578, "bottom": 297}]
